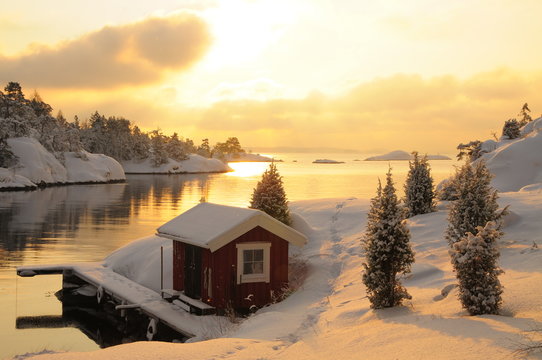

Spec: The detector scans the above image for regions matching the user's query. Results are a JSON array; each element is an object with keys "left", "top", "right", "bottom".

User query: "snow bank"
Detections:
[
  {"left": 365, "top": 150, "right": 451, "bottom": 161},
  {"left": 122, "top": 154, "right": 230, "bottom": 174},
  {"left": 7, "top": 137, "right": 67, "bottom": 184},
  {"left": 478, "top": 119, "right": 542, "bottom": 192},
  {"left": 0, "top": 137, "right": 126, "bottom": 190},
  {"left": 65, "top": 151, "right": 125, "bottom": 183},
  {"left": 0, "top": 167, "right": 36, "bottom": 190},
  {"left": 104, "top": 236, "right": 173, "bottom": 293}
]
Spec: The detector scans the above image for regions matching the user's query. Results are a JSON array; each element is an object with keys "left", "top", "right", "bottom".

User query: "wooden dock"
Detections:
[{"left": 17, "top": 263, "right": 218, "bottom": 339}]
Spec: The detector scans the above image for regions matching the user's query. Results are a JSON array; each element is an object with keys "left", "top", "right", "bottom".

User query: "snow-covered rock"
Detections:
[
  {"left": 65, "top": 151, "right": 125, "bottom": 183},
  {"left": 1, "top": 137, "right": 125, "bottom": 190},
  {"left": 122, "top": 154, "right": 231, "bottom": 174},
  {"left": 365, "top": 150, "right": 451, "bottom": 161},
  {"left": 0, "top": 167, "right": 37, "bottom": 190},
  {"left": 7, "top": 137, "right": 67, "bottom": 184}
]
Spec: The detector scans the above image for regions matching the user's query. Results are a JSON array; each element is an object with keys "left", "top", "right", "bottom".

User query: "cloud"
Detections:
[
  {"left": 208, "top": 78, "right": 285, "bottom": 102},
  {"left": 41, "top": 68, "right": 542, "bottom": 153},
  {"left": 190, "top": 68, "right": 542, "bottom": 152},
  {"left": 0, "top": 13, "right": 211, "bottom": 88}
]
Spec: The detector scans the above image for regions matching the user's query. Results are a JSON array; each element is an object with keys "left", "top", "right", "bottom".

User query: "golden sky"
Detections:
[{"left": 2, "top": 0, "right": 542, "bottom": 153}]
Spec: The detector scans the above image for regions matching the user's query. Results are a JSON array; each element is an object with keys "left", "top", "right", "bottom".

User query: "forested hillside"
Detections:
[{"left": 0, "top": 82, "right": 245, "bottom": 169}]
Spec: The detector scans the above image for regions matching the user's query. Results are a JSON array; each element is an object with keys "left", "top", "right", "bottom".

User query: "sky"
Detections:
[{"left": 2, "top": 0, "right": 542, "bottom": 153}]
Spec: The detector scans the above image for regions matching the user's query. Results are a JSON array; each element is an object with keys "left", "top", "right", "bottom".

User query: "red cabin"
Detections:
[{"left": 156, "top": 203, "right": 307, "bottom": 314}]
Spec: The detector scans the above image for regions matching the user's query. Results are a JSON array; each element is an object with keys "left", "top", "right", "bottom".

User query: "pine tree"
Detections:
[
  {"left": 197, "top": 138, "right": 211, "bottom": 158},
  {"left": 249, "top": 163, "right": 291, "bottom": 225},
  {"left": 502, "top": 119, "right": 521, "bottom": 139},
  {"left": 518, "top": 103, "right": 532, "bottom": 127},
  {"left": 149, "top": 129, "right": 168, "bottom": 167},
  {"left": 404, "top": 152, "right": 435, "bottom": 217},
  {"left": 166, "top": 132, "right": 189, "bottom": 161},
  {"left": 362, "top": 170, "right": 415, "bottom": 309},
  {"left": 445, "top": 161, "right": 504, "bottom": 246},
  {"left": 450, "top": 221, "right": 503, "bottom": 315}
]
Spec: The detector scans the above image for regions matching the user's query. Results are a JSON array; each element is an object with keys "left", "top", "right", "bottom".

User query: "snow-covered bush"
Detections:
[
  {"left": 502, "top": 119, "right": 521, "bottom": 139},
  {"left": 449, "top": 221, "right": 503, "bottom": 315},
  {"left": 445, "top": 161, "right": 504, "bottom": 245},
  {"left": 362, "top": 170, "right": 414, "bottom": 309},
  {"left": 404, "top": 152, "right": 435, "bottom": 217},
  {"left": 250, "top": 163, "right": 291, "bottom": 225}
]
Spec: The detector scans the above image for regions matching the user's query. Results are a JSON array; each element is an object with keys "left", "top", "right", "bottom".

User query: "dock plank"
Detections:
[{"left": 16, "top": 263, "right": 221, "bottom": 338}]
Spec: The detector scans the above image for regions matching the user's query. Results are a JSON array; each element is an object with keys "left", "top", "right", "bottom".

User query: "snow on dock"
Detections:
[{"left": 16, "top": 263, "right": 217, "bottom": 338}]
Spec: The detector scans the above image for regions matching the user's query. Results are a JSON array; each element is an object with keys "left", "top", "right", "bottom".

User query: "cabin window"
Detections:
[{"left": 236, "top": 243, "right": 271, "bottom": 284}]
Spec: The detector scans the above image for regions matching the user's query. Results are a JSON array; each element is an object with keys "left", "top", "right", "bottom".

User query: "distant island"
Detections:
[
  {"left": 313, "top": 159, "right": 345, "bottom": 164},
  {"left": 225, "top": 153, "right": 281, "bottom": 162},
  {"left": 364, "top": 150, "right": 451, "bottom": 161}
]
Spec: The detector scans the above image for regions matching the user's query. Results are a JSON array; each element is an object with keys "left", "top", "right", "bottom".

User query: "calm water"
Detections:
[{"left": 0, "top": 153, "right": 456, "bottom": 358}]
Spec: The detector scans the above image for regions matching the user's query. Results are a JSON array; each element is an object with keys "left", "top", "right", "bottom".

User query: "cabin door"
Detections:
[{"left": 184, "top": 244, "right": 202, "bottom": 299}]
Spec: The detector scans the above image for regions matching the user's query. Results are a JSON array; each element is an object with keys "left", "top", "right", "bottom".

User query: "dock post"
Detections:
[{"left": 160, "top": 246, "right": 164, "bottom": 298}]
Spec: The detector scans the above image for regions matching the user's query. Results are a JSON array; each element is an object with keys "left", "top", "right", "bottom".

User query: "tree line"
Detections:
[{"left": 0, "top": 82, "right": 246, "bottom": 168}]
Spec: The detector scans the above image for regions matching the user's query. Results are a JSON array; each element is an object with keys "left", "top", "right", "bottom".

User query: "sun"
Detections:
[{"left": 201, "top": 0, "right": 299, "bottom": 70}]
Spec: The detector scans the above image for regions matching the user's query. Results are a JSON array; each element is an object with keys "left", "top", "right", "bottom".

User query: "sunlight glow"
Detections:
[{"left": 202, "top": 0, "right": 298, "bottom": 69}]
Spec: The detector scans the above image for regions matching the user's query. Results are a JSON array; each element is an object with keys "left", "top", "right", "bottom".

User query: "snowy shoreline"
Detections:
[{"left": 0, "top": 178, "right": 126, "bottom": 192}]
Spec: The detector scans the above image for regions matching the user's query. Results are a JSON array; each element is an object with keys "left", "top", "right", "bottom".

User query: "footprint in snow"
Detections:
[{"left": 433, "top": 283, "right": 457, "bottom": 301}]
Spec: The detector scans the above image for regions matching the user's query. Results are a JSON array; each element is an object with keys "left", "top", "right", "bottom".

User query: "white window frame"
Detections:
[{"left": 236, "top": 242, "right": 271, "bottom": 284}]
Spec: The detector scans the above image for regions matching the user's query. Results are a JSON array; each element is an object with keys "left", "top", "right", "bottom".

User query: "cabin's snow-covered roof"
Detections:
[{"left": 156, "top": 203, "right": 307, "bottom": 252}]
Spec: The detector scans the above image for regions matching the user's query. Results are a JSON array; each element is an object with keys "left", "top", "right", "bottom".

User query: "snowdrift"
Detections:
[
  {"left": 1, "top": 137, "right": 125, "bottom": 190},
  {"left": 478, "top": 118, "right": 542, "bottom": 192},
  {"left": 121, "top": 154, "right": 231, "bottom": 174}
]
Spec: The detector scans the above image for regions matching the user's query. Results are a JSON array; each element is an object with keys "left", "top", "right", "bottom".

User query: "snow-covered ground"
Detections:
[
  {"left": 122, "top": 154, "right": 231, "bottom": 174},
  {"left": 0, "top": 137, "right": 125, "bottom": 190},
  {"left": 365, "top": 150, "right": 451, "bottom": 161},
  {"left": 478, "top": 117, "right": 542, "bottom": 192},
  {"left": 26, "top": 187, "right": 542, "bottom": 359}
]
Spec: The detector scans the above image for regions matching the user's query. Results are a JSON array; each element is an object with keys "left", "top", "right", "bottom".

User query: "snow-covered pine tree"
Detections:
[
  {"left": 502, "top": 119, "right": 521, "bottom": 139},
  {"left": 404, "top": 152, "right": 435, "bottom": 217},
  {"left": 450, "top": 221, "right": 503, "bottom": 315},
  {"left": 149, "top": 130, "right": 169, "bottom": 167},
  {"left": 362, "top": 169, "right": 415, "bottom": 309},
  {"left": 249, "top": 163, "right": 291, "bottom": 225},
  {"left": 165, "top": 132, "right": 189, "bottom": 161},
  {"left": 445, "top": 161, "right": 504, "bottom": 246}
]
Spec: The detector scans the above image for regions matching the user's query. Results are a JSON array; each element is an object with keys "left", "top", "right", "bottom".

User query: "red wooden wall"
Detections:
[{"left": 171, "top": 226, "right": 290, "bottom": 310}]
